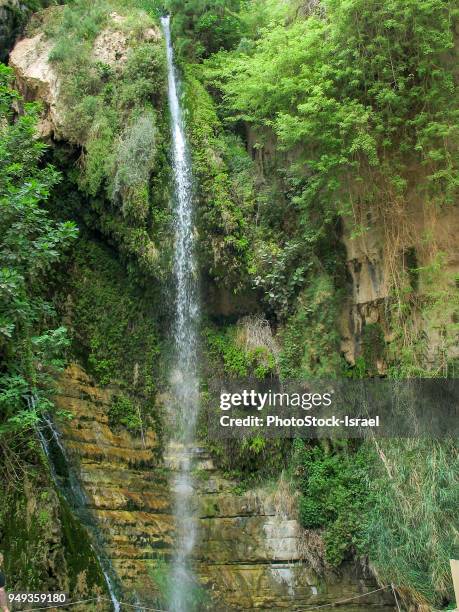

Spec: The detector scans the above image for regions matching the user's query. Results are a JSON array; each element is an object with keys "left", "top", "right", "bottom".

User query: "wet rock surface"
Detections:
[{"left": 54, "top": 364, "right": 395, "bottom": 610}]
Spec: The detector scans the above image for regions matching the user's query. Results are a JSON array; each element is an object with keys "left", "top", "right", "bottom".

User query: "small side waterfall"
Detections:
[
  {"left": 34, "top": 404, "right": 121, "bottom": 612},
  {"left": 161, "top": 15, "right": 201, "bottom": 612}
]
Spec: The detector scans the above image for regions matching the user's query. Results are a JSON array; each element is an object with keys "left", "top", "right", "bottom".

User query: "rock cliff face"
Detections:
[
  {"left": 54, "top": 364, "right": 167, "bottom": 602},
  {"left": 8, "top": 10, "right": 161, "bottom": 140},
  {"left": 8, "top": 15, "right": 447, "bottom": 610},
  {"left": 245, "top": 126, "right": 459, "bottom": 373},
  {"left": 339, "top": 199, "right": 459, "bottom": 368},
  {"left": 0, "top": 0, "right": 50, "bottom": 61},
  {"left": 53, "top": 364, "right": 394, "bottom": 610},
  {"left": 9, "top": 33, "right": 64, "bottom": 138},
  {"left": 194, "top": 473, "right": 392, "bottom": 610}
]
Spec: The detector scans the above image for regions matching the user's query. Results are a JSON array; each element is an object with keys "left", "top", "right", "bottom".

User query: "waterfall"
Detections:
[
  {"left": 33, "top": 404, "right": 121, "bottom": 612},
  {"left": 161, "top": 15, "right": 200, "bottom": 612}
]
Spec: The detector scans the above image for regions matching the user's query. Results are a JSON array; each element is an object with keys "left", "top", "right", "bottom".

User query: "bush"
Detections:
[
  {"left": 108, "top": 395, "right": 143, "bottom": 432},
  {"left": 293, "top": 440, "right": 371, "bottom": 566},
  {"left": 110, "top": 112, "right": 157, "bottom": 221}
]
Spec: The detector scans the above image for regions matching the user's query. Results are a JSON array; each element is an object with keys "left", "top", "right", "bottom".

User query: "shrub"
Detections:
[
  {"left": 110, "top": 112, "right": 157, "bottom": 221},
  {"left": 293, "top": 440, "right": 372, "bottom": 566},
  {"left": 108, "top": 395, "right": 143, "bottom": 432}
]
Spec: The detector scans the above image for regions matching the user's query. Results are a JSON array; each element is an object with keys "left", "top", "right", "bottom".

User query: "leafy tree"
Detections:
[
  {"left": 167, "top": 0, "right": 244, "bottom": 59},
  {"left": 206, "top": 0, "right": 459, "bottom": 211},
  {"left": 0, "top": 64, "right": 77, "bottom": 436}
]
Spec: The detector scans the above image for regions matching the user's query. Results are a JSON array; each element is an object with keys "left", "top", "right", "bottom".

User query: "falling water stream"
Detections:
[
  {"left": 34, "top": 404, "right": 121, "bottom": 612},
  {"left": 31, "top": 17, "right": 199, "bottom": 612},
  {"left": 161, "top": 15, "right": 201, "bottom": 612}
]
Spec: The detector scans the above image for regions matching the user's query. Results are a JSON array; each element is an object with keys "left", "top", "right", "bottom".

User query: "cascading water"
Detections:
[
  {"left": 161, "top": 15, "right": 200, "bottom": 612},
  {"left": 33, "top": 402, "right": 121, "bottom": 612}
]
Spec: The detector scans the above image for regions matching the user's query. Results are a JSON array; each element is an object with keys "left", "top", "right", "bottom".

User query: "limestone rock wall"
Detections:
[
  {"left": 8, "top": 10, "right": 161, "bottom": 141},
  {"left": 54, "top": 364, "right": 169, "bottom": 604},
  {"left": 244, "top": 126, "right": 459, "bottom": 372},
  {"left": 339, "top": 201, "right": 459, "bottom": 369},
  {"left": 194, "top": 470, "right": 393, "bottom": 610},
  {"left": 53, "top": 364, "right": 395, "bottom": 610}
]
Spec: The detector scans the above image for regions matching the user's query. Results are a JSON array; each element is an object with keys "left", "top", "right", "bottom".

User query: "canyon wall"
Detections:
[
  {"left": 5, "top": 7, "right": 457, "bottom": 610},
  {"left": 54, "top": 363, "right": 394, "bottom": 610}
]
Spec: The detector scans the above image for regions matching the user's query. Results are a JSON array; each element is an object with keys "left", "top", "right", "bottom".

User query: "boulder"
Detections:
[{"left": 9, "top": 33, "right": 64, "bottom": 139}]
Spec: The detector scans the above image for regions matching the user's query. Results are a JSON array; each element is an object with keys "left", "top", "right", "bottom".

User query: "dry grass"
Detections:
[
  {"left": 346, "top": 162, "right": 458, "bottom": 372},
  {"left": 267, "top": 471, "right": 328, "bottom": 573},
  {"left": 270, "top": 471, "right": 299, "bottom": 519},
  {"left": 236, "top": 314, "right": 280, "bottom": 359}
]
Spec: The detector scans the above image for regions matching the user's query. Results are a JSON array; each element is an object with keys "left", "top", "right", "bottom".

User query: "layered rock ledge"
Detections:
[{"left": 53, "top": 364, "right": 394, "bottom": 610}]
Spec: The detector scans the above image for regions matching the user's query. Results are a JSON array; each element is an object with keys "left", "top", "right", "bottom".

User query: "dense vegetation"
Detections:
[
  {"left": 38, "top": 0, "right": 172, "bottom": 274},
  {"left": 168, "top": 0, "right": 459, "bottom": 608},
  {"left": 0, "top": 66, "right": 109, "bottom": 599},
  {"left": 0, "top": 65, "right": 77, "bottom": 439},
  {"left": 1, "top": 0, "right": 458, "bottom": 609}
]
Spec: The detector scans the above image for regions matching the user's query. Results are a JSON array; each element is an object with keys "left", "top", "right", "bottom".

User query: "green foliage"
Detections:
[
  {"left": 0, "top": 65, "right": 77, "bottom": 435},
  {"left": 386, "top": 253, "right": 459, "bottom": 377},
  {"left": 68, "top": 239, "right": 161, "bottom": 396},
  {"left": 201, "top": 318, "right": 283, "bottom": 483},
  {"left": 205, "top": 434, "right": 288, "bottom": 483},
  {"left": 180, "top": 4, "right": 458, "bottom": 607},
  {"left": 208, "top": 0, "right": 459, "bottom": 206},
  {"left": 182, "top": 69, "right": 253, "bottom": 288},
  {"left": 2, "top": 3, "right": 457, "bottom": 609},
  {"left": 0, "top": 468, "right": 106, "bottom": 595},
  {"left": 191, "top": 4, "right": 459, "bottom": 599},
  {"left": 242, "top": 434, "right": 265, "bottom": 455},
  {"left": 293, "top": 440, "right": 372, "bottom": 566},
  {"left": 292, "top": 436, "right": 458, "bottom": 605},
  {"left": 279, "top": 275, "right": 343, "bottom": 379},
  {"left": 253, "top": 240, "right": 310, "bottom": 319},
  {"left": 108, "top": 394, "right": 143, "bottom": 432},
  {"left": 202, "top": 0, "right": 459, "bottom": 321},
  {"left": 110, "top": 111, "right": 157, "bottom": 222},
  {"left": 206, "top": 327, "right": 249, "bottom": 377},
  {"left": 167, "top": 0, "right": 244, "bottom": 60},
  {"left": 42, "top": 0, "right": 170, "bottom": 275},
  {"left": 0, "top": 0, "right": 57, "bottom": 62},
  {"left": 205, "top": 325, "right": 275, "bottom": 378}
]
